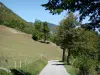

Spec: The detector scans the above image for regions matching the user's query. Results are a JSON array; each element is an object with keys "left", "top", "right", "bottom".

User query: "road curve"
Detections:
[{"left": 39, "top": 60, "right": 70, "bottom": 75}]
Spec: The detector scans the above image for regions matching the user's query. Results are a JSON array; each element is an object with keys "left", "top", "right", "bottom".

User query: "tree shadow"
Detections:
[
  {"left": 39, "top": 40, "right": 50, "bottom": 44},
  {"left": 58, "top": 60, "right": 63, "bottom": 62},
  {"left": 10, "top": 69, "right": 31, "bottom": 75},
  {"left": 52, "top": 63, "right": 66, "bottom": 66}
]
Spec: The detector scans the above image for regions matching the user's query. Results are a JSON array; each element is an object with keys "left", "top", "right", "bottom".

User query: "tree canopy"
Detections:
[
  {"left": 43, "top": 22, "right": 50, "bottom": 42},
  {"left": 56, "top": 12, "right": 79, "bottom": 63},
  {"left": 42, "top": 0, "right": 100, "bottom": 29}
]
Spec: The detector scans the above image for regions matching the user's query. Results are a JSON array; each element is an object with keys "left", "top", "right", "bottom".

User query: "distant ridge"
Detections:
[
  {"left": 0, "top": 2, "right": 58, "bottom": 34},
  {"left": 28, "top": 22, "right": 58, "bottom": 33},
  {"left": 0, "top": 2, "right": 34, "bottom": 34}
]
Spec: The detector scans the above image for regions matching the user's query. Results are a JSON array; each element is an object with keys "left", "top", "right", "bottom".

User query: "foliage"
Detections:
[
  {"left": 32, "top": 20, "right": 50, "bottom": 42},
  {"left": 64, "top": 64, "right": 78, "bottom": 75},
  {"left": 32, "top": 31, "right": 40, "bottom": 41},
  {"left": 56, "top": 12, "right": 79, "bottom": 63},
  {"left": 57, "top": 12, "right": 78, "bottom": 48},
  {"left": 42, "top": 0, "right": 100, "bottom": 29},
  {"left": 43, "top": 22, "right": 50, "bottom": 42},
  {"left": 43, "top": 22, "right": 50, "bottom": 33},
  {"left": 71, "top": 28, "right": 99, "bottom": 75},
  {"left": 97, "top": 36, "right": 100, "bottom": 62},
  {"left": 32, "top": 20, "right": 43, "bottom": 41},
  {"left": 50, "top": 34, "right": 57, "bottom": 44},
  {"left": 34, "top": 20, "right": 42, "bottom": 32}
]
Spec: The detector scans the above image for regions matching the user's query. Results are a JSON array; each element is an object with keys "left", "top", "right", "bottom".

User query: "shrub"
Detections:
[{"left": 32, "top": 31, "right": 40, "bottom": 41}]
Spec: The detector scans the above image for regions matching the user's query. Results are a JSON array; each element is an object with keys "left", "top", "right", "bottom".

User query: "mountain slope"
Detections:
[
  {"left": 48, "top": 23, "right": 57, "bottom": 33},
  {"left": 0, "top": 25, "right": 61, "bottom": 68},
  {"left": 0, "top": 2, "right": 34, "bottom": 34}
]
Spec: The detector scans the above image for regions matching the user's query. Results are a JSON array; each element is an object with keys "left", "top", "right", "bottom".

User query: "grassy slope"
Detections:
[
  {"left": 0, "top": 2, "right": 34, "bottom": 34},
  {"left": 0, "top": 25, "right": 62, "bottom": 68},
  {"left": 19, "top": 58, "right": 47, "bottom": 75}
]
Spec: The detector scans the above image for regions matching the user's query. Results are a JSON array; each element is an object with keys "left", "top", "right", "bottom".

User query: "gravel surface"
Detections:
[{"left": 39, "top": 60, "right": 70, "bottom": 75}]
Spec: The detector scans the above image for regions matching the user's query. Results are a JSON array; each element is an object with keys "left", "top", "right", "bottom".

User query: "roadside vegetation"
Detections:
[
  {"left": 11, "top": 58, "right": 47, "bottom": 75},
  {"left": 0, "top": 58, "right": 47, "bottom": 75},
  {"left": 64, "top": 65, "right": 77, "bottom": 75},
  {"left": 49, "top": 12, "right": 100, "bottom": 75},
  {"left": 42, "top": 0, "right": 100, "bottom": 75}
]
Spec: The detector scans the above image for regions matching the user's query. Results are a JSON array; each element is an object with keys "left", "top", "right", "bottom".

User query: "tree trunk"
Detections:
[
  {"left": 44, "top": 32, "right": 46, "bottom": 42},
  {"left": 62, "top": 48, "right": 65, "bottom": 62},
  {"left": 67, "top": 48, "right": 70, "bottom": 65}
]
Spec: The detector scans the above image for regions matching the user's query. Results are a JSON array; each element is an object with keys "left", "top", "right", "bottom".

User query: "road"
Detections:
[{"left": 39, "top": 60, "right": 70, "bottom": 75}]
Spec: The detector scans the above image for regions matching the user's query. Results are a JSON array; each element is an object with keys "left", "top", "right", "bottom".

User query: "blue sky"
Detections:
[{"left": 0, "top": 0, "right": 89, "bottom": 25}]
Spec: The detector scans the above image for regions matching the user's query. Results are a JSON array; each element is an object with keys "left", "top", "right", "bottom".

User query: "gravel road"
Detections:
[{"left": 39, "top": 60, "right": 70, "bottom": 75}]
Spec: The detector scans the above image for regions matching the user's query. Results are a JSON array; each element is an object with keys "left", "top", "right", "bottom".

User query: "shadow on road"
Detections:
[
  {"left": 10, "top": 69, "right": 31, "bottom": 75},
  {"left": 52, "top": 63, "right": 66, "bottom": 65}
]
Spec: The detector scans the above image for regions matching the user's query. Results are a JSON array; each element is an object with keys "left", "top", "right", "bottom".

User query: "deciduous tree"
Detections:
[
  {"left": 57, "top": 13, "right": 79, "bottom": 63},
  {"left": 43, "top": 22, "right": 50, "bottom": 42},
  {"left": 42, "top": 0, "right": 100, "bottom": 29}
]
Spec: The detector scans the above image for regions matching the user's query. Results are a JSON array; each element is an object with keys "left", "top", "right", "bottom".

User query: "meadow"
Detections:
[{"left": 0, "top": 25, "right": 62, "bottom": 68}]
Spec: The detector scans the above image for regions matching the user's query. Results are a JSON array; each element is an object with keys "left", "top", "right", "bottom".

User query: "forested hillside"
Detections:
[
  {"left": 0, "top": 2, "right": 34, "bottom": 34},
  {"left": 0, "top": 2, "right": 58, "bottom": 34}
]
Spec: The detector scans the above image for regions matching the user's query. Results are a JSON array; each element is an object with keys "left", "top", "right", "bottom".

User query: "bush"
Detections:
[{"left": 32, "top": 31, "right": 40, "bottom": 41}]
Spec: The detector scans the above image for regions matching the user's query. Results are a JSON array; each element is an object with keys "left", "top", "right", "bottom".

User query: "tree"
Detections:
[
  {"left": 42, "top": 22, "right": 50, "bottom": 42},
  {"left": 42, "top": 0, "right": 100, "bottom": 29},
  {"left": 32, "top": 30, "right": 40, "bottom": 41},
  {"left": 32, "top": 20, "right": 43, "bottom": 41},
  {"left": 34, "top": 20, "right": 42, "bottom": 32},
  {"left": 57, "top": 13, "right": 79, "bottom": 63},
  {"left": 72, "top": 28, "right": 99, "bottom": 75}
]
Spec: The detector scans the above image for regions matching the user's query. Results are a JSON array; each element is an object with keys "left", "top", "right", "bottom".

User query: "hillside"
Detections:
[
  {"left": 48, "top": 23, "right": 57, "bottom": 33},
  {"left": 0, "top": 2, "right": 58, "bottom": 35},
  {"left": 0, "top": 25, "right": 61, "bottom": 68},
  {"left": 0, "top": 2, "right": 34, "bottom": 34}
]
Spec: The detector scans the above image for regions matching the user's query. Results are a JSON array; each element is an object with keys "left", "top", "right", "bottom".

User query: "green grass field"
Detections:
[{"left": 0, "top": 25, "right": 62, "bottom": 68}]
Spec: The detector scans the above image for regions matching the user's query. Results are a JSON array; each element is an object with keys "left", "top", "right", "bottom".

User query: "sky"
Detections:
[{"left": 0, "top": 0, "right": 89, "bottom": 25}]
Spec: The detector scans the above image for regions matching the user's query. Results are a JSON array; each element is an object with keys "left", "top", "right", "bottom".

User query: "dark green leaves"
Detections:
[{"left": 42, "top": 0, "right": 100, "bottom": 29}]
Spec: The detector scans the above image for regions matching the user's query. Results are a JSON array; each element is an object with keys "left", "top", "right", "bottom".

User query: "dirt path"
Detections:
[{"left": 39, "top": 60, "right": 70, "bottom": 75}]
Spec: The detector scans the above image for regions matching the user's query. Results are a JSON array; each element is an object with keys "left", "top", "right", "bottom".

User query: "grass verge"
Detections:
[
  {"left": 64, "top": 65, "right": 77, "bottom": 75},
  {"left": 0, "top": 70, "right": 11, "bottom": 75},
  {"left": 63, "top": 61, "right": 78, "bottom": 75},
  {"left": 0, "top": 58, "right": 47, "bottom": 75},
  {"left": 11, "top": 58, "right": 47, "bottom": 75}
]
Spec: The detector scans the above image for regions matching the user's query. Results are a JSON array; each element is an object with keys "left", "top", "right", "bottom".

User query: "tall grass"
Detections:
[
  {"left": 63, "top": 61, "right": 78, "bottom": 75},
  {"left": 64, "top": 65, "right": 77, "bottom": 75},
  {"left": 0, "top": 58, "right": 47, "bottom": 75},
  {"left": 0, "top": 70, "right": 11, "bottom": 75},
  {"left": 11, "top": 58, "right": 47, "bottom": 75}
]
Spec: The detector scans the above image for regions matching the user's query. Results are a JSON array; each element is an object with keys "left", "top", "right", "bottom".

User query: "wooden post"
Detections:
[
  {"left": 19, "top": 60, "right": 21, "bottom": 68},
  {"left": 25, "top": 58, "right": 27, "bottom": 66},
  {"left": 14, "top": 61, "right": 16, "bottom": 68}
]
